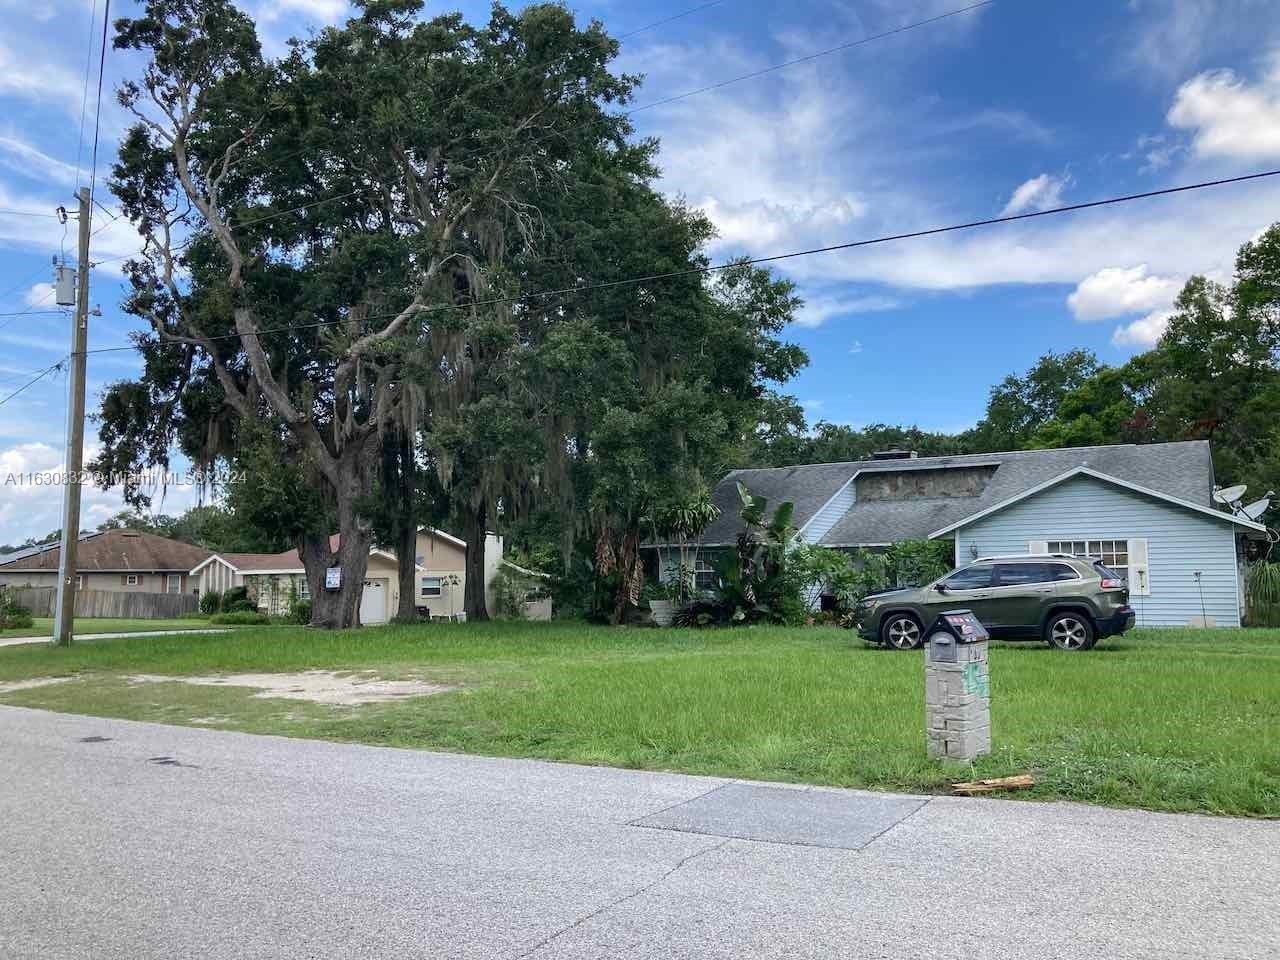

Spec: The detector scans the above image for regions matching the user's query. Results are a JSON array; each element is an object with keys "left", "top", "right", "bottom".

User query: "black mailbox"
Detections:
[{"left": 926, "top": 609, "right": 989, "bottom": 662}]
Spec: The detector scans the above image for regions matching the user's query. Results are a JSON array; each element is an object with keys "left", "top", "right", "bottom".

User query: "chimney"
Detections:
[{"left": 871, "top": 449, "right": 919, "bottom": 461}]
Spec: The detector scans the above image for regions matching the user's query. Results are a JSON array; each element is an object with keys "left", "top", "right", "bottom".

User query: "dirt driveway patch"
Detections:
[
  {"left": 128, "top": 671, "right": 454, "bottom": 705},
  {"left": 0, "top": 677, "right": 75, "bottom": 694}
]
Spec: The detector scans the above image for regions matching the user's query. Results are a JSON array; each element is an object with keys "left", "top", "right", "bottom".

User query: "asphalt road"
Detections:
[{"left": 1, "top": 705, "right": 1276, "bottom": 959}]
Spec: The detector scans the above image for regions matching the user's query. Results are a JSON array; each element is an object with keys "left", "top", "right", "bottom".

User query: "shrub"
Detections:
[
  {"left": 1245, "top": 563, "right": 1280, "bottom": 627},
  {"left": 286, "top": 599, "right": 312, "bottom": 625},
  {"left": 222, "top": 585, "right": 250, "bottom": 607},
  {"left": 198, "top": 590, "right": 222, "bottom": 615},
  {"left": 209, "top": 611, "right": 270, "bottom": 626},
  {"left": 0, "top": 606, "right": 34, "bottom": 630},
  {"left": 0, "top": 587, "right": 34, "bottom": 630}
]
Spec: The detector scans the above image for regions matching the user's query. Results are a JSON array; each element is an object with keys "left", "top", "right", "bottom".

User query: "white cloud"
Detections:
[
  {"left": 848, "top": 340, "right": 864, "bottom": 354},
  {"left": 1067, "top": 264, "right": 1183, "bottom": 321},
  {"left": 1123, "top": 1, "right": 1280, "bottom": 82},
  {"left": 259, "top": 0, "right": 348, "bottom": 23},
  {"left": 0, "top": 39, "right": 86, "bottom": 113},
  {"left": 0, "top": 440, "right": 204, "bottom": 543},
  {"left": 0, "top": 134, "right": 78, "bottom": 185},
  {"left": 1000, "top": 173, "right": 1070, "bottom": 216},
  {"left": 1167, "top": 59, "right": 1280, "bottom": 161},
  {"left": 23, "top": 282, "right": 54, "bottom": 307},
  {"left": 800, "top": 399, "right": 824, "bottom": 411},
  {"left": 793, "top": 292, "right": 902, "bottom": 329},
  {"left": 1112, "top": 309, "right": 1176, "bottom": 348}
]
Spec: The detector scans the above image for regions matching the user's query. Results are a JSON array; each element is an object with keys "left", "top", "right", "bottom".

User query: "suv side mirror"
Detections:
[{"left": 935, "top": 583, "right": 948, "bottom": 593}]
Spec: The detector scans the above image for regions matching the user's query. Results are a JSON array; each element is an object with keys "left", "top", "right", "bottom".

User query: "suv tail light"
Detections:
[{"left": 1100, "top": 578, "right": 1125, "bottom": 590}]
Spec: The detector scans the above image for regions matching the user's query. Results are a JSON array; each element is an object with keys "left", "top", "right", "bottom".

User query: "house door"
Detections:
[{"left": 359, "top": 579, "right": 388, "bottom": 624}]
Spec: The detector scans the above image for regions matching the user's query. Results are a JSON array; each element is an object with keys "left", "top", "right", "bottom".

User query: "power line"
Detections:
[
  {"left": 79, "top": 167, "right": 1280, "bottom": 358},
  {"left": 0, "top": 358, "right": 68, "bottom": 409},
  {"left": 616, "top": 1, "right": 730, "bottom": 40},
  {"left": 87, "top": 0, "right": 112, "bottom": 205},
  {"left": 0, "top": 209, "right": 58, "bottom": 218},
  {"left": 625, "top": 0, "right": 994, "bottom": 118},
  {"left": 0, "top": 310, "right": 62, "bottom": 317},
  {"left": 74, "top": 0, "right": 100, "bottom": 189}
]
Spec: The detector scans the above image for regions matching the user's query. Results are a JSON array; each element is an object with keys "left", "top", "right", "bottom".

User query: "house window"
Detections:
[
  {"left": 76, "top": 575, "right": 84, "bottom": 590},
  {"left": 297, "top": 576, "right": 310, "bottom": 600},
  {"left": 421, "top": 576, "right": 443, "bottom": 598},
  {"left": 693, "top": 560, "right": 718, "bottom": 595},
  {"left": 166, "top": 574, "right": 182, "bottom": 594},
  {"left": 1047, "top": 540, "right": 1129, "bottom": 582},
  {"left": 125, "top": 574, "right": 140, "bottom": 587}
]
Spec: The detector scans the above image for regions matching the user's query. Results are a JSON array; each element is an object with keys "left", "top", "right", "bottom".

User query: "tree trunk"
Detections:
[
  {"left": 610, "top": 525, "right": 642, "bottom": 625},
  {"left": 462, "top": 499, "right": 490, "bottom": 621},
  {"left": 394, "top": 429, "right": 419, "bottom": 623},
  {"left": 302, "top": 454, "right": 373, "bottom": 629}
]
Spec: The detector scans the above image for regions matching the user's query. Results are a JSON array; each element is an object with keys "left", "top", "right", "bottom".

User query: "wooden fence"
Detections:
[{"left": 8, "top": 587, "right": 199, "bottom": 620}]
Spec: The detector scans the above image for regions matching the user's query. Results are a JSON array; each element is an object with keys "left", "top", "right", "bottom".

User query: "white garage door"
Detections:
[{"left": 359, "top": 579, "right": 388, "bottom": 624}]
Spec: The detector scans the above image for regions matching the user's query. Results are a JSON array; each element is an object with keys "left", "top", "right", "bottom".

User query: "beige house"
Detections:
[
  {"left": 191, "top": 528, "right": 480, "bottom": 623},
  {"left": 193, "top": 540, "right": 402, "bottom": 623},
  {"left": 0, "top": 529, "right": 210, "bottom": 595}
]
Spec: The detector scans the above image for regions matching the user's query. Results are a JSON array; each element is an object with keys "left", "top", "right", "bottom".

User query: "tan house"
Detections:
[
  {"left": 191, "top": 527, "right": 548, "bottom": 623},
  {"left": 192, "top": 538, "right": 402, "bottom": 623},
  {"left": 0, "top": 528, "right": 210, "bottom": 595}
]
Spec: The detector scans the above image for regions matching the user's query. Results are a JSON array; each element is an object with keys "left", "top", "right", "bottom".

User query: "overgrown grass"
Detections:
[
  {"left": 1, "top": 620, "right": 1277, "bottom": 817},
  {"left": 0, "top": 616, "right": 215, "bottom": 641}
]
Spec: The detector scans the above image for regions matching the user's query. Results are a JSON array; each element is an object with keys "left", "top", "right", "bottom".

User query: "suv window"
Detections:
[
  {"left": 993, "top": 562, "right": 1081, "bottom": 586},
  {"left": 942, "top": 564, "right": 994, "bottom": 589}
]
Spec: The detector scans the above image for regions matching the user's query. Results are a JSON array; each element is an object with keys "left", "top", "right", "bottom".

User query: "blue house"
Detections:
[{"left": 686, "top": 441, "right": 1267, "bottom": 627}]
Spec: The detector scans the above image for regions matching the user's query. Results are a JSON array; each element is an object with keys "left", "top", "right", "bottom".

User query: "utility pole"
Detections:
[{"left": 53, "top": 187, "right": 93, "bottom": 646}]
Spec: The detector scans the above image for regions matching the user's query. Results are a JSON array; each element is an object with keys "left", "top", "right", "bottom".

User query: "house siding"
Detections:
[
  {"left": 800, "top": 477, "right": 857, "bottom": 544},
  {"left": 953, "top": 475, "right": 1241, "bottom": 627}
]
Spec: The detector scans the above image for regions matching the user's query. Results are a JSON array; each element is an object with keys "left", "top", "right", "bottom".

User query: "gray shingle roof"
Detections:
[{"left": 694, "top": 441, "right": 1217, "bottom": 547}]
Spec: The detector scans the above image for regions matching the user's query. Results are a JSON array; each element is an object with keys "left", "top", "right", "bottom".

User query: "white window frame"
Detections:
[
  {"left": 76, "top": 575, "right": 84, "bottom": 590},
  {"left": 421, "top": 576, "right": 443, "bottom": 598},
  {"left": 1045, "top": 539, "right": 1131, "bottom": 582},
  {"left": 166, "top": 574, "right": 182, "bottom": 594},
  {"left": 125, "top": 574, "right": 140, "bottom": 587},
  {"left": 693, "top": 559, "right": 718, "bottom": 595}
]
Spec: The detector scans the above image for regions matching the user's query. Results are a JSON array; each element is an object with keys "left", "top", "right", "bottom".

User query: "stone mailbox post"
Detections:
[{"left": 924, "top": 609, "right": 991, "bottom": 762}]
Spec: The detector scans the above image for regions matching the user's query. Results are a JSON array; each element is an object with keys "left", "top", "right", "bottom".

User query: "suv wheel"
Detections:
[
  {"left": 881, "top": 614, "right": 923, "bottom": 650},
  {"left": 1045, "top": 612, "right": 1096, "bottom": 651}
]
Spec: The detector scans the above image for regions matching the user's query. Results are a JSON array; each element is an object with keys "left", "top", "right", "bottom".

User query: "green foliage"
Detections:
[
  {"left": 1245, "top": 564, "right": 1280, "bottom": 627},
  {"left": 790, "top": 545, "right": 888, "bottom": 612},
  {"left": 884, "top": 540, "right": 953, "bottom": 588},
  {"left": 286, "top": 600, "right": 312, "bottom": 626},
  {"left": 492, "top": 568, "right": 530, "bottom": 619},
  {"left": 221, "top": 585, "right": 249, "bottom": 608},
  {"left": 0, "top": 588, "right": 33, "bottom": 631},
  {"left": 208, "top": 611, "right": 271, "bottom": 626},
  {"left": 681, "top": 484, "right": 803, "bottom": 626},
  {"left": 198, "top": 590, "right": 223, "bottom": 616}
]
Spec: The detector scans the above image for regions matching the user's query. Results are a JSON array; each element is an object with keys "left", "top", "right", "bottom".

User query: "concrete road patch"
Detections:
[
  {"left": 2, "top": 706, "right": 1276, "bottom": 959},
  {"left": 632, "top": 782, "right": 928, "bottom": 849}
]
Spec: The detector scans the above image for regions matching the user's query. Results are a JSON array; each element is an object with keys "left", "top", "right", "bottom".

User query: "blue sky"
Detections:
[{"left": 2, "top": 0, "right": 1280, "bottom": 541}]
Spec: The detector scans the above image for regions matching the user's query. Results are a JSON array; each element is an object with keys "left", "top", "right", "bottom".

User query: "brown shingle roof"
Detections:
[{"left": 0, "top": 528, "right": 211, "bottom": 573}]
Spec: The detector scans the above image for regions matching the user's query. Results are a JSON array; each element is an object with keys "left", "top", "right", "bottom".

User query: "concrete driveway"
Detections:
[{"left": 0, "top": 705, "right": 1275, "bottom": 959}]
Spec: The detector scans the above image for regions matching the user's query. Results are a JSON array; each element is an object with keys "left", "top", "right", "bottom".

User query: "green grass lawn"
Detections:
[
  {"left": 0, "top": 617, "right": 216, "bottom": 641},
  {"left": 0, "top": 620, "right": 1277, "bottom": 817}
]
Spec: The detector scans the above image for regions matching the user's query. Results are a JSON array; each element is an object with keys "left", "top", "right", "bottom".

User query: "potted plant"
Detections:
[{"left": 642, "top": 579, "right": 677, "bottom": 626}]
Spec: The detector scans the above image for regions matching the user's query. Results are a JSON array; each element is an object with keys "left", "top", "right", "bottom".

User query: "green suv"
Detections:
[{"left": 854, "top": 554, "right": 1134, "bottom": 651}]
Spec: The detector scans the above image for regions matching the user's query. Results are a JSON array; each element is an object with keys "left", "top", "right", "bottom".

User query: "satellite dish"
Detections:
[
  {"left": 1241, "top": 495, "right": 1274, "bottom": 521},
  {"left": 1214, "top": 484, "right": 1248, "bottom": 505}
]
